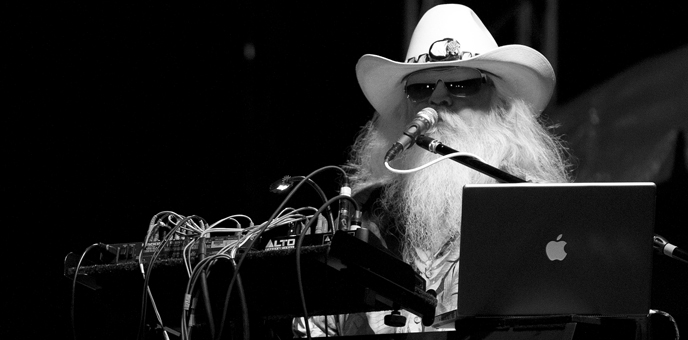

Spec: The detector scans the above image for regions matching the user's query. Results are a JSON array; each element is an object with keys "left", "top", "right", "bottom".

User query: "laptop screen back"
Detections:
[{"left": 455, "top": 182, "right": 656, "bottom": 318}]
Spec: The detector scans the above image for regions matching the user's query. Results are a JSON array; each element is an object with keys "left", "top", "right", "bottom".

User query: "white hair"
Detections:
[{"left": 345, "top": 91, "right": 571, "bottom": 263}]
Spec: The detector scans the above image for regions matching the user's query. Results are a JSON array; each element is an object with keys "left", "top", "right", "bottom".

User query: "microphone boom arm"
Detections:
[{"left": 415, "top": 135, "right": 526, "bottom": 184}]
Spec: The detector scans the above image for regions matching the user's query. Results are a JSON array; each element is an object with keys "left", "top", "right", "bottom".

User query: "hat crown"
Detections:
[
  {"left": 355, "top": 4, "right": 555, "bottom": 119},
  {"left": 405, "top": 4, "right": 498, "bottom": 63}
]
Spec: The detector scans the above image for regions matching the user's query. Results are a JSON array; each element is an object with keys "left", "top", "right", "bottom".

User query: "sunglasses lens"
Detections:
[
  {"left": 445, "top": 78, "right": 482, "bottom": 97},
  {"left": 405, "top": 77, "right": 483, "bottom": 102},
  {"left": 405, "top": 83, "right": 435, "bottom": 102}
]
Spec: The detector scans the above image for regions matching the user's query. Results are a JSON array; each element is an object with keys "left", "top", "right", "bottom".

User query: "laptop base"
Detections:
[{"left": 452, "top": 314, "right": 648, "bottom": 340}]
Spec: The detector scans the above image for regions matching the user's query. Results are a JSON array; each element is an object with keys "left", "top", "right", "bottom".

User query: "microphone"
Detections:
[
  {"left": 384, "top": 107, "right": 438, "bottom": 162},
  {"left": 653, "top": 234, "right": 688, "bottom": 265}
]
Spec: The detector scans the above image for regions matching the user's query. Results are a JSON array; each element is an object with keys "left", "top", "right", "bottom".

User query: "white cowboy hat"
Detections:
[{"left": 356, "top": 4, "right": 555, "bottom": 118}]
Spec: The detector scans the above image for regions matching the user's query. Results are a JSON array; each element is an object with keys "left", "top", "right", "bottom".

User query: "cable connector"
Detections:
[
  {"left": 183, "top": 293, "right": 192, "bottom": 310},
  {"left": 338, "top": 185, "right": 353, "bottom": 231},
  {"left": 349, "top": 210, "right": 362, "bottom": 231},
  {"left": 340, "top": 185, "right": 352, "bottom": 197}
]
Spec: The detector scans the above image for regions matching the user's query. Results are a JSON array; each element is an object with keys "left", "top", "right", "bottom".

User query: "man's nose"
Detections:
[{"left": 429, "top": 80, "right": 453, "bottom": 106}]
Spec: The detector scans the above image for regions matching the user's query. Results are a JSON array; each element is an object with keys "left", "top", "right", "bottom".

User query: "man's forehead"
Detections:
[{"left": 405, "top": 67, "right": 481, "bottom": 83}]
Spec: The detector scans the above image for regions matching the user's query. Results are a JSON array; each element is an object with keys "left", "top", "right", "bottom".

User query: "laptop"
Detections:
[{"left": 433, "top": 182, "right": 656, "bottom": 327}]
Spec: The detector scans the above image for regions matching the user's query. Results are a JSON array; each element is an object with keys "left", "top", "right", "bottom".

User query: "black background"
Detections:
[{"left": 5, "top": 1, "right": 688, "bottom": 338}]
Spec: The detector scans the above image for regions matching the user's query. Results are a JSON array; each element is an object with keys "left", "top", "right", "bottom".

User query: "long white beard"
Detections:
[
  {"left": 348, "top": 99, "right": 570, "bottom": 264},
  {"left": 380, "top": 110, "right": 504, "bottom": 261}
]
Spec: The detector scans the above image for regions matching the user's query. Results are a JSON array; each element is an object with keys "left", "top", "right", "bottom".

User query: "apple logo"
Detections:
[{"left": 546, "top": 234, "right": 567, "bottom": 261}]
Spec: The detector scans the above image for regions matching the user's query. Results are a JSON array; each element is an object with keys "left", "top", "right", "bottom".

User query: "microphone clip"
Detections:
[{"left": 384, "top": 107, "right": 438, "bottom": 162}]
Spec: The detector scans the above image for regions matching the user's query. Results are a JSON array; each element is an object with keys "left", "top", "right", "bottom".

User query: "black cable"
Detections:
[
  {"left": 197, "top": 239, "right": 216, "bottom": 338},
  {"left": 183, "top": 255, "right": 247, "bottom": 340},
  {"left": 138, "top": 223, "right": 179, "bottom": 340},
  {"left": 295, "top": 194, "right": 360, "bottom": 339},
  {"left": 184, "top": 254, "right": 219, "bottom": 338},
  {"left": 137, "top": 235, "right": 172, "bottom": 340},
  {"left": 235, "top": 268, "right": 250, "bottom": 340},
  {"left": 215, "top": 165, "right": 347, "bottom": 340},
  {"left": 138, "top": 215, "right": 204, "bottom": 340},
  {"left": 290, "top": 176, "right": 336, "bottom": 232},
  {"left": 136, "top": 212, "right": 176, "bottom": 340},
  {"left": 70, "top": 243, "right": 103, "bottom": 340}
]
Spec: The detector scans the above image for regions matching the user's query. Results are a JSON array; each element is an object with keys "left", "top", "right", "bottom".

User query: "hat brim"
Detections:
[{"left": 356, "top": 45, "right": 555, "bottom": 118}]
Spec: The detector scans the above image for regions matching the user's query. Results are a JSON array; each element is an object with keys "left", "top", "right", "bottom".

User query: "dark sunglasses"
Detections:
[{"left": 405, "top": 73, "right": 487, "bottom": 103}]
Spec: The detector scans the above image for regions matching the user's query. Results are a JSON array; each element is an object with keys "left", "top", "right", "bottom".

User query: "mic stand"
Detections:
[{"left": 415, "top": 135, "right": 526, "bottom": 183}]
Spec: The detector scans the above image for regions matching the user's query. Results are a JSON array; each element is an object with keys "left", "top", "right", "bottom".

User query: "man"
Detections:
[{"left": 295, "top": 3, "right": 570, "bottom": 336}]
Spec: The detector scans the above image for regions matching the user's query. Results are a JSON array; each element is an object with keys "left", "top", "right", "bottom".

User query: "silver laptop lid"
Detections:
[{"left": 454, "top": 182, "right": 656, "bottom": 319}]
